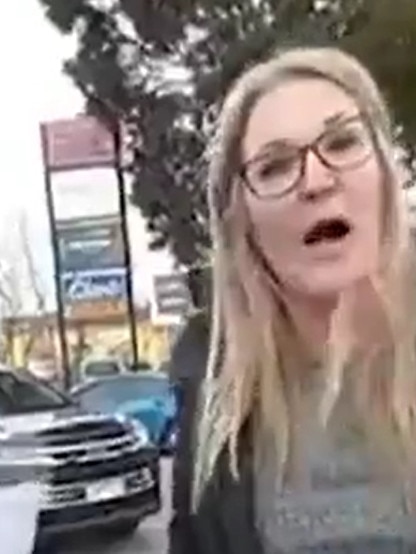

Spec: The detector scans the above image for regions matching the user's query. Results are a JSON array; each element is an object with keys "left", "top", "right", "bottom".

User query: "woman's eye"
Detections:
[
  {"left": 258, "top": 157, "right": 295, "bottom": 179},
  {"left": 326, "top": 132, "right": 360, "bottom": 152}
]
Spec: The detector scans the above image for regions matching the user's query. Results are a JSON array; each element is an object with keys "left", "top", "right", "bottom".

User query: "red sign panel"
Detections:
[{"left": 42, "top": 117, "right": 115, "bottom": 170}]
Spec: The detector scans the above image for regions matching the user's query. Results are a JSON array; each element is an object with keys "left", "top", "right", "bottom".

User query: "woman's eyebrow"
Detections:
[
  {"left": 251, "top": 138, "right": 298, "bottom": 161},
  {"left": 246, "top": 111, "right": 358, "bottom": 163},
  {"left": 242, "top": 139, "right": 295, "bottom": 167},
  {"left": 323, "top": 111, "right": 350, "bottom": 127},
  {"left": 323, "top": 111, "right": 361, "bottom": 130}
]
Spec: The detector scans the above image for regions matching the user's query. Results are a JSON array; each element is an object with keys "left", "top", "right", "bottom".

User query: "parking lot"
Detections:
[{"left": 59, "top": 458, "right": 172, "bottom": 554}]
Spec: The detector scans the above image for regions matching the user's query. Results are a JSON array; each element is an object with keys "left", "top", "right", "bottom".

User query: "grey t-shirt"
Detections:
[{"left": 255, "top": 382, "right": 416, "bottom": 553}]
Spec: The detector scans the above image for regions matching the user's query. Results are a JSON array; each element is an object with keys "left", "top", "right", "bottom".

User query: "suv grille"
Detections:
[
  {"left": 34, "top": 416, "right": 159, "bottom": 511},
  {"left": 36, "top": 418, "right": 125, "bottom": 446},
  {"left": 35, "top": 417, "right": 145, "bottom": 485}
]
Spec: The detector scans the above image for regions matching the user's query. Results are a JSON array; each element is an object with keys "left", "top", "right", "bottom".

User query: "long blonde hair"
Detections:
[{"left": 194, "top": 46, "right": 416, "bottom": 506}]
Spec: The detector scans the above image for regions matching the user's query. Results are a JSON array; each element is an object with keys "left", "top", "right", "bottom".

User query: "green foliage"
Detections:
[{"left": 341, "top": 0, "right": 416, "bottom": 160}]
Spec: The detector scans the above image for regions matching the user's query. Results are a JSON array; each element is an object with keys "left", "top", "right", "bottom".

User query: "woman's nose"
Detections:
[{"left": 298, "top": 149, "right": 338, "bottom": 201}]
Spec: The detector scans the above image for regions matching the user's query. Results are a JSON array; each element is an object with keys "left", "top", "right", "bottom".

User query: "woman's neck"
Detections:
[{"left": 285, "top": 291, "right": 338, "bottom": 361}]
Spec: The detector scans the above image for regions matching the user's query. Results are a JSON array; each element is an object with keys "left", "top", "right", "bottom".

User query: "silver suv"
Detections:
[{"left": 0, "top": 368, "right": 161, "bottom": 547}]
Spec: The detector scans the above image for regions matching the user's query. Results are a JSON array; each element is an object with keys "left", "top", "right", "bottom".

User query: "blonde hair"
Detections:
[{"left": 194, "top": 46, "right": 416, "bottom": 506}]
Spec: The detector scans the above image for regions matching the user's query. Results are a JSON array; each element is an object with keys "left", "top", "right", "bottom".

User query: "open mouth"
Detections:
[{"left": 303, "top": 218, "right": 351, "bottom": 246}]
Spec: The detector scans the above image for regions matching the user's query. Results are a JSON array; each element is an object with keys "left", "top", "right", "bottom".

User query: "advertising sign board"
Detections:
[
  {"left": 151, "top": 273, "right": 191, "bottom": 323},
  {"left": 61, "top": 268, "right": 127, "bottom": 304},
  {"left": 57, "top": 217, "right": 124, "bottom": 273},
  {"left": 42, "top": 117, "right": 115, "bottom": 170}
]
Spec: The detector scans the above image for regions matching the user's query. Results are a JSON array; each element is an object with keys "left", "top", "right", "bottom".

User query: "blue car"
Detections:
[{"left": 71, "top": 372, "right": 178, "bottom": 453}]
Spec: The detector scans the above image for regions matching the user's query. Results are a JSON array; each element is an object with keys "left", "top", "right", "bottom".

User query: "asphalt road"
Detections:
[{"left": 58, "top": 458, "right": 172, "bottom": 554}]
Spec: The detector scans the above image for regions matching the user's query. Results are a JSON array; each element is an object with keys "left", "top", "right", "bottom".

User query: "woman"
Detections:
[{"left": 169, "top": 46, "right": 416, "bottom": 553}]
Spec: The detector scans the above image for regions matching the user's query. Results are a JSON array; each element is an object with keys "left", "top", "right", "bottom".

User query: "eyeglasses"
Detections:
[{"left": 240, "top": 115, "right": 374, "bottom": 199}]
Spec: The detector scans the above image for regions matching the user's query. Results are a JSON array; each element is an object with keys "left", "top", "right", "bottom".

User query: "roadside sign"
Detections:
[
  {"left": 151, "top": 273, "right": 191, "bottom": 323},
  {"left": 42, "top": 117, "right": 115, "bottom": 170},
  {"left": 61, "top": 268, "right": 127, "bottom": 304},
  {"left": 57, "top": 216, "right": 124, "bottom": 273}
]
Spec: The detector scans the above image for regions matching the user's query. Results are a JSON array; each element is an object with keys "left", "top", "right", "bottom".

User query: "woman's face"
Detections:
[{"left": 241, "top": 77, "right": 383, "bottom": 298}]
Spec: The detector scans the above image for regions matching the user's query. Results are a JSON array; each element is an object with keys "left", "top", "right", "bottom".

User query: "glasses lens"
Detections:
[
  {"left": 318, "top": 118, "right": 373, "bottom": 169},
  {"left": 245, "top": 149, "right": 301, "bottom": 197}
]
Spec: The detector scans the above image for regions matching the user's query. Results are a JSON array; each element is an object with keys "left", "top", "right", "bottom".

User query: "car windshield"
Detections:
[
  {"left": 76, "top": 375, "right": 172, "bottom": 410},
  {"left": 0, "top": 372, "right": 70, "bottom": 415},
  {"left": 83, "top": 360, "right": 121, "bottom": 378}
]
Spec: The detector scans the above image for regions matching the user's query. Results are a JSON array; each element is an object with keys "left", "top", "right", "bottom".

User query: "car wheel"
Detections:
[{"left": 109, "top": 516, "right": 140, "bottom": 539}]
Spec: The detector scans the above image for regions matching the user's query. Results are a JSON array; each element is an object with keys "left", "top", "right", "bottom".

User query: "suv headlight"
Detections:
[
  {"left": 115, "top": 414, "right": 150, "bottom": 446},
  {"left": 128, "top": 419, "right": 150, "bottom": 446}
]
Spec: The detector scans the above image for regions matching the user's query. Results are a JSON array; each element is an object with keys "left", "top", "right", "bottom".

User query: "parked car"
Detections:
[
  {"left": 0, "top": 367, "right": 161, "bottom": 548},
  {"left": 72, "top": 372, "right": 178, "bottom": 454},
  {"left": 129, "top": 360, "right": 153, "bottom": 372},
  {"left": 79, "top": 356, "right": 129, "bottom": 383}
]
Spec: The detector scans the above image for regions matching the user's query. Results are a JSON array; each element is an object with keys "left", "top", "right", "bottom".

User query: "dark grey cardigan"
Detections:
[{"left": 168, "top": 326, "right": 416, "bottom": 553}]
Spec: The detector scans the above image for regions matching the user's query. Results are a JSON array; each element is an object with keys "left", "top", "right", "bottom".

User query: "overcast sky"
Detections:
[{"left": 0, "top": 0, "right": 173, "bottom": 313}]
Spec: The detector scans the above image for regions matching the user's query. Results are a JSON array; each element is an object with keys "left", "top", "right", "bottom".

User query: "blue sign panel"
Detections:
[{"left": 61, "top": 268, "right": 127, "bottom": 303}]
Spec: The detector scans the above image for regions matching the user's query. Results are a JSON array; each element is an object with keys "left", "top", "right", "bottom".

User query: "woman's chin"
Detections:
[{"left": 289, "top": 265, "right": 372, "bottom": 299}]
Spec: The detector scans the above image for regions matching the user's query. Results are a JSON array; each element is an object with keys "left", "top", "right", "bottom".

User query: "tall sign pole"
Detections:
[
  {"left": 113, "top": 124, "right": 139, "bottom": 368},
  {"left": 40, "top": 124, "right": 71, "bottom": 389},
  {"left": 40, "top": 115, "right": 139, "bottom": 380}
]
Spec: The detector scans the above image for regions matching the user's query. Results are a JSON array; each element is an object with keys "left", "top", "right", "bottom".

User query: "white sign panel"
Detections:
[
  {"left": 150, "top": 272, "right": 191, "bottom": 324},
  {"left": 52, "top": 169, "right": 119, "bottom": 221}
]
